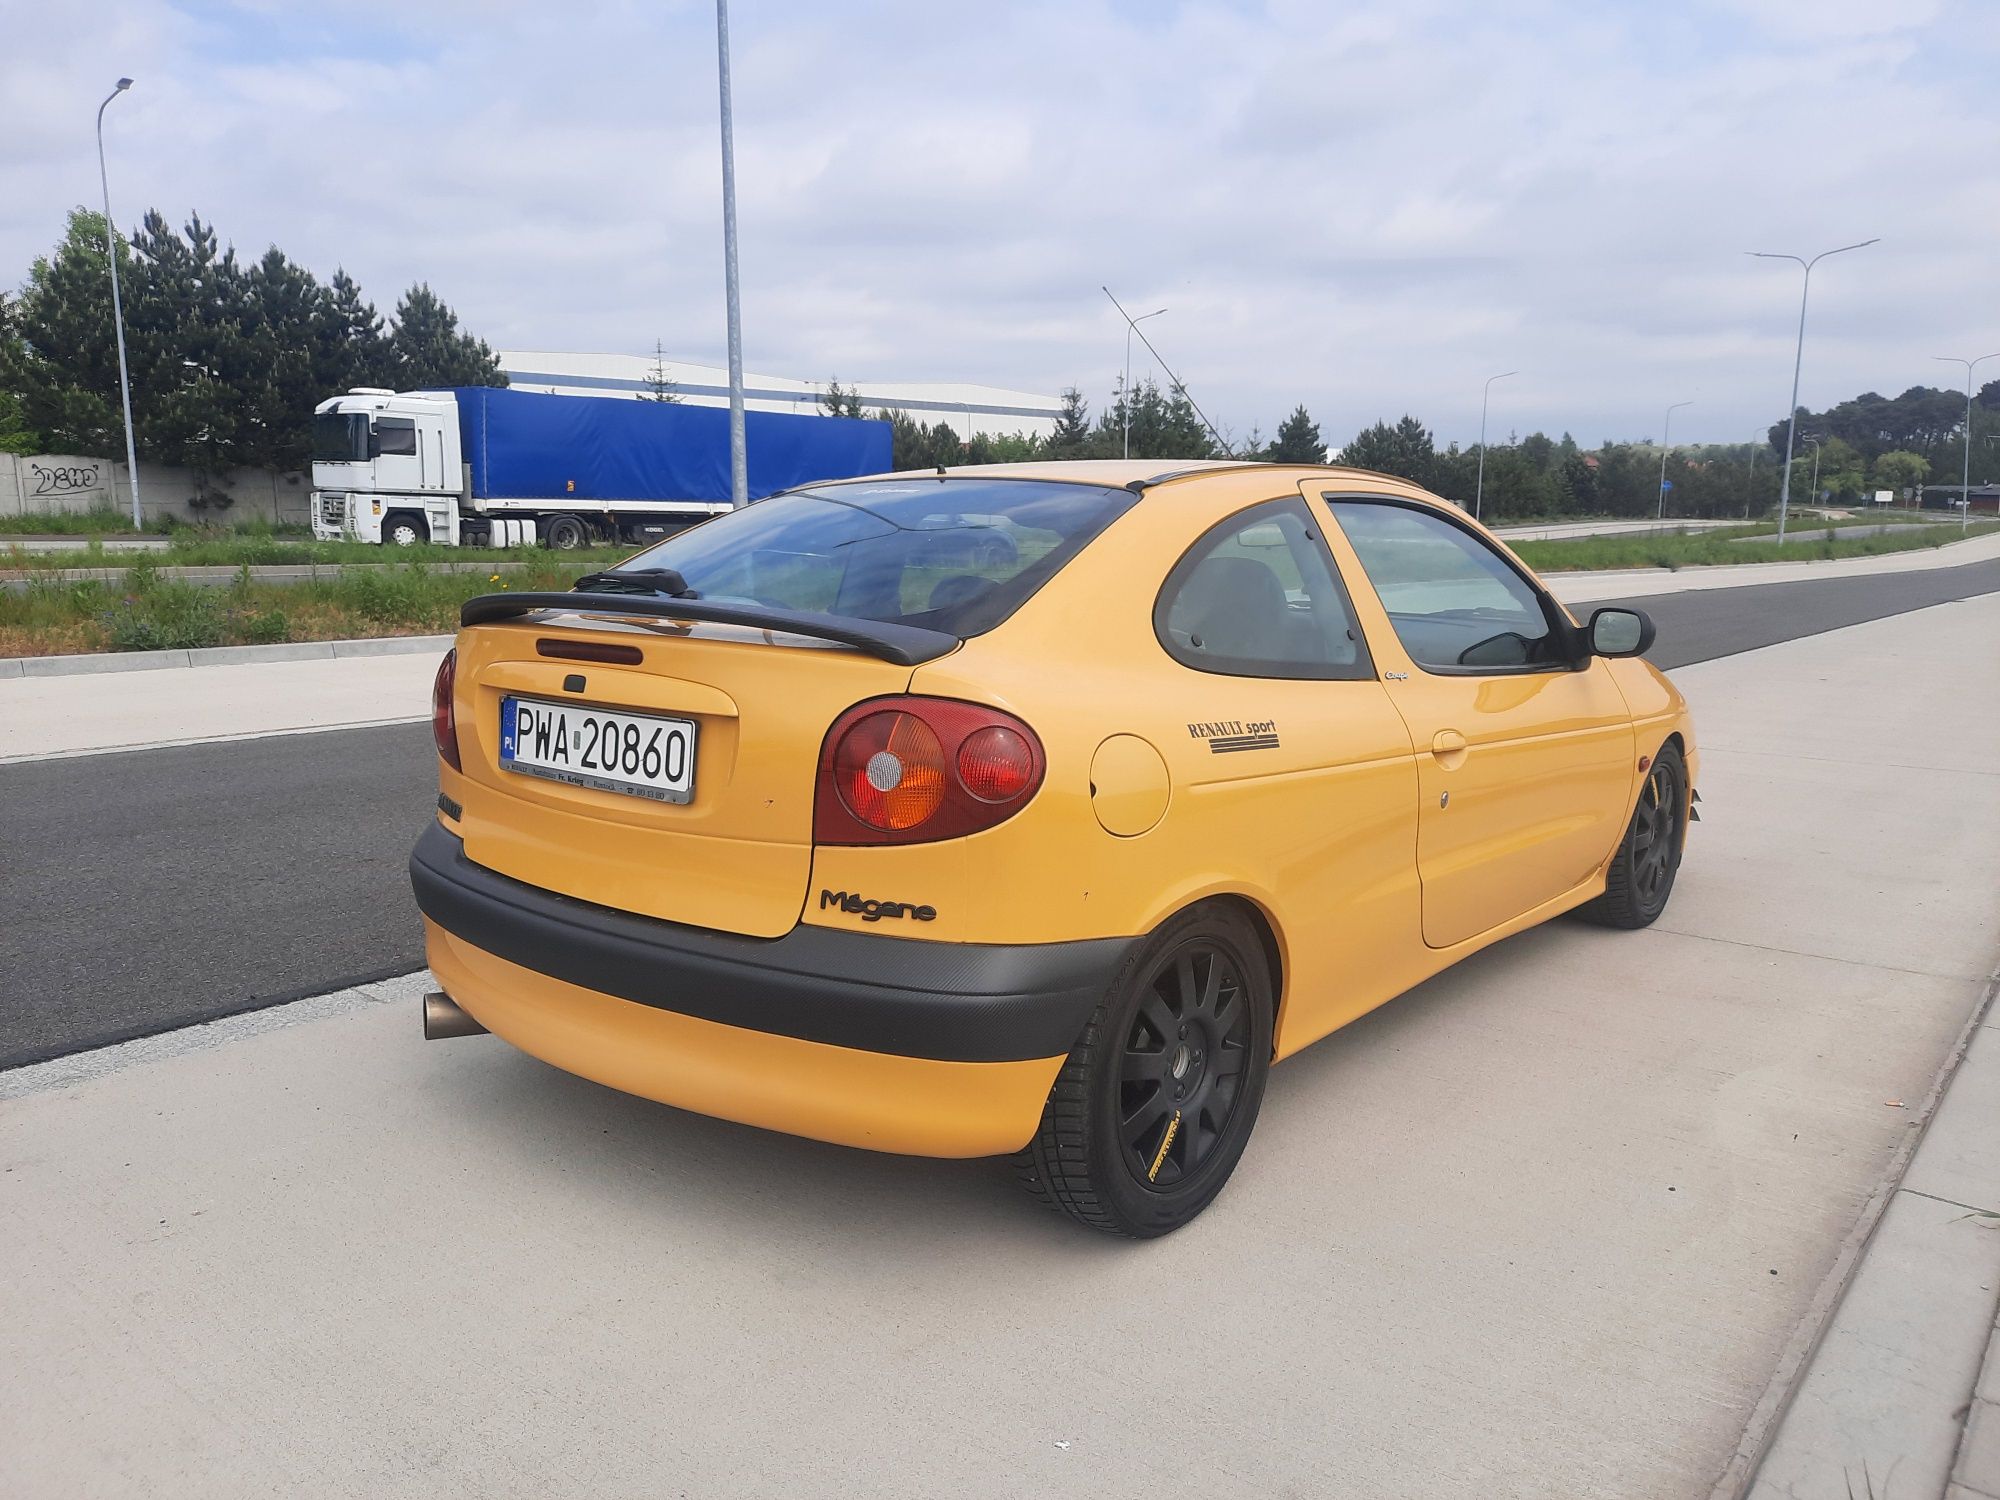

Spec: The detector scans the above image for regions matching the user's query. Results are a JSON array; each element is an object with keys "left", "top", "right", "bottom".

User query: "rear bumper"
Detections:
[{"left": 408, "top": 823, "right": 1129, "bottom": 1155}]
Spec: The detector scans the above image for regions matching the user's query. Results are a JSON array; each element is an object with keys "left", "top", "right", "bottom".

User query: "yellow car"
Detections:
[{"left": 410, "top": 461, "right": 1695, "bottom": 1236}]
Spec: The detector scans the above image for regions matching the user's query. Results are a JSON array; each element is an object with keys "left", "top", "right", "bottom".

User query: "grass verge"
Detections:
[
  {"left": 0, "top": 557, "right": 606, "bottom": 657},
  {"left": 1512, "top": 518, "right": 1998, "bottom": 571}
]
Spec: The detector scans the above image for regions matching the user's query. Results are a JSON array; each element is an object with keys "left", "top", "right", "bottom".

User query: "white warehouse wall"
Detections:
[{"left": 497, "top": 351, "right": 1063, "bottom": 441}]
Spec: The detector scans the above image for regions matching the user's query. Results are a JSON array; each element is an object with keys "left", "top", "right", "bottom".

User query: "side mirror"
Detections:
[{"left": 1587, "top": 606, "right": 1654, "bottom": 658}]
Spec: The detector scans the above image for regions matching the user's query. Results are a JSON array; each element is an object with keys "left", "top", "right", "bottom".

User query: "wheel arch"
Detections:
[{"left": 1183, "top": 892, "right": 1286, "bottom": 1059}]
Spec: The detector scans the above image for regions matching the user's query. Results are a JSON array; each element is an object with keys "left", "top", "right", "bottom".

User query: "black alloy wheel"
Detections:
[
  {"left": 1578, "top": 741, "right": 1687, "bottom": 929},
  {"left": 1118, "top": 941, "right": 1254, "bottom": 1190},
  {"left": 1016, "top": 902, "right": 1274, "bottom": 1237}
]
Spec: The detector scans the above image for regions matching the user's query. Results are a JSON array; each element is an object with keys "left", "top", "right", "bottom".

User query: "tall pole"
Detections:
[
  {"left": 1934, "top": 353, "right": 2000, "bottom": 534},
  {"left": 1657, "top": 400, "right": 1692, "bottom": 520},
  {"left": 1101, "top": 286, "right": 1228, "bottom": 455},
  {"left": 95, "top": 78, "right": 141, "bottom": 531},
  {"left": 1748, "top": 238, "right": 1877, "bottom": 543},
  {"left": 1473, "top": 370, "right": 1516, "bottom": 521},
  {"left": 1121, "top": 306, "right": 1166, "bottom": 460},
  {"left": 714, "top": 0, "right": 747, "bottom": 507}
]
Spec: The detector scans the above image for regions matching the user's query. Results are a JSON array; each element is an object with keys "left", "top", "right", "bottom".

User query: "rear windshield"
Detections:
[{"left": 611, "top": 478, "right": 1137, "bottom": 638}]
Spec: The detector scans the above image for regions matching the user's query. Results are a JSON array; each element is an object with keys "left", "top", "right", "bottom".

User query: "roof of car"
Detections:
[{"left": 819, "top": 459, "right": 1428, "bottom": 492}]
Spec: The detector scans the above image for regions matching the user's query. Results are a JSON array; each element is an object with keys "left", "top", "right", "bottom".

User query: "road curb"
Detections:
[
  {"left": 3, "top": 634, "right": 452, "bottom": 679},
  {"left": 1712, "top": 968, "right": 2000, "bottom": 1498}
]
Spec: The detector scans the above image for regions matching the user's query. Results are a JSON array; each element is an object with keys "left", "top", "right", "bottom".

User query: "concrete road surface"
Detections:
[{"left": 4, "top": 595, "right": 1996, "bottom": 1499}]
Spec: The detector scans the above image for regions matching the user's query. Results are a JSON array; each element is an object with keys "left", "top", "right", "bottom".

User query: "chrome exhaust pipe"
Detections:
[{"left": 423, "top": 990, "right": 488, "bottom": 1040}]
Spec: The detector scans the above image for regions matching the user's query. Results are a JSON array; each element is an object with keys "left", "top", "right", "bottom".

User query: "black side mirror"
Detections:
[
  {"left": 366, "top": 428, "right": 382, "bottom": 460},
  {"left": 1588, "top": 606, "right": 1654, "bottom": 658}
]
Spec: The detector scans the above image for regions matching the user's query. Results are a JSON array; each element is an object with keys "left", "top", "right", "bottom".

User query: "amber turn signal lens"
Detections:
[{"left": 834, "top": 710, "right": 947, "bottom": 831}]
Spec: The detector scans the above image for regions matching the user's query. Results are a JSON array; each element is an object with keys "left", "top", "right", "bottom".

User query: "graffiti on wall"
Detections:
[{"left": 30, "top": 461, "right": 105, "bottom": 496}]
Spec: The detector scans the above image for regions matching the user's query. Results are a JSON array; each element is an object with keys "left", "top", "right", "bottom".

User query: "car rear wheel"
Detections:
[
  {"left": 1014, "top": 902, "right": 1272, "bottom": 1237},
  {"left": 1578, "top": 741, "right": 1686, "bottom": 929}
]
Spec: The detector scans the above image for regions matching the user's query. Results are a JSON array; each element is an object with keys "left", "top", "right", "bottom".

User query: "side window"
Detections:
[
  {"left": 1155, "top": 500, "right": 1370, "bottom": 680},
  {"left": 372, "top": 418, "right": 418, "bottom": 457},
  {"left": 1326, "top": 500, "right": 1566, "bottom": 672}
]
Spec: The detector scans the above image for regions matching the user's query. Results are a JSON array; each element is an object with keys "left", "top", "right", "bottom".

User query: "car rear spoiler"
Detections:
[{"left": 458, "top": 592, "right": 961, "bottom": 667}]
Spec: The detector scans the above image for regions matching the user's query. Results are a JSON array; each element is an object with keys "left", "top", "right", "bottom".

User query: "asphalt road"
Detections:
[{"left": 5, "top": 556, "right": 1998, "bottom": 1069}]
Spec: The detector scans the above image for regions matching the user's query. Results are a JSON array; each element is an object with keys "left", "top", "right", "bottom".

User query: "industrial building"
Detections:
[{"left": 497, "top": 351, "right": 1064, "bottom": 441}]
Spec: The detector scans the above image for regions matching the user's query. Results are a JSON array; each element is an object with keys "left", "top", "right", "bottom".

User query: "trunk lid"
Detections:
[{"left": 450, "top": 616, "right": 911, "bottom": 937}]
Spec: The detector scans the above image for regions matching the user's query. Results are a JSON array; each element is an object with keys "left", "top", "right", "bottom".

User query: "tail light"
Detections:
[
  {"left": 432, "top": 648, "right": 461, "bottom": 771},
  {"left": 815, "top": 696, "right": 1045, "bottom": 845}
]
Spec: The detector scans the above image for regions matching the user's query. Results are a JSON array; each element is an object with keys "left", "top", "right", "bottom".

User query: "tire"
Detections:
[
  {"left": 1014, "top": 902, "right": 1274, "bottom": 1238},
  {"left": 1578, "top": 741, "right": 1687, "bottom": 929},
  {"left": 543, "top": 515, "right": 588, "bottom": 551},
  {"left": 382, "top": 513, "right": 428, "bottom": 547}
]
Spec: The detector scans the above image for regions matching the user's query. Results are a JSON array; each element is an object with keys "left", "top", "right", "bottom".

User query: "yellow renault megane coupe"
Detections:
[{"left": 410, "top": 461, "right": 1696, "bottom": 1236}]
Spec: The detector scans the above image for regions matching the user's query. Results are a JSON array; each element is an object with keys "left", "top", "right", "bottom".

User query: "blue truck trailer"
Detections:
[{"left": 310, "top": 385, "right": 893, "bottom": 548}]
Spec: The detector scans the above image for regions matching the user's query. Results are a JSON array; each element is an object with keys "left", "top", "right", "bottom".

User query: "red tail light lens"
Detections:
[
  {"left": 432, "top": 648, "right": 461, "bottom": 771},
  {"left": 815, "top": 697, "right": 1045, "bottom": 845},
  {"left": 956, "top": 725, "right": 1035, "bottom": 802}
]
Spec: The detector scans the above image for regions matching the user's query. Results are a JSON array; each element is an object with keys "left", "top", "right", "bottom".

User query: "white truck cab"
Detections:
[{"left": 311, "top": 389, "right": 465, "bottom": 545}]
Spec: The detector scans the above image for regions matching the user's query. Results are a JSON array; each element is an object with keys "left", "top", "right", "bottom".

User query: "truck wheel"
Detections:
[
  {"left": 383, "top": 513, "right": 428, "bottom": 547},
  {"left": 543, "top": 516, "right": 588, "bottom": 551},
  {"left": 1014, "top": 901, "right": 1273, "bottom": 1238}
]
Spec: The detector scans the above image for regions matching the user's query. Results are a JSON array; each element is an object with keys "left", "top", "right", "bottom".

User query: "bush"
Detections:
[{"left": 102, "top": 581, "right": 226, "bottom": 650}]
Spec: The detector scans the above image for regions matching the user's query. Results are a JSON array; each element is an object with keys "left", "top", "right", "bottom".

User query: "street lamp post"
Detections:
[
  {"left": 1801, "top": 434, "right": 1824, "bottom": 514},
  {"left": 1657, "top": 400, "right": 1692, "bottom": 521},
  {"left": 1933, "top": 352, "right": 2000, "bottom": 534},
  {"left": 1122, "top": 306, "right": 1166, "bottom": 460},
  {"left": 713, "top": 0, "right": 747, "bottom": 507},
  {"left": 95, "top": 78, "right": 142, "bottom": 531},
  {"left": 1473, "top": 370, "right": 1516, "bottom": 521},
  {"left": 1748, "top": 238, "right": 1878, "bottom": 543}
]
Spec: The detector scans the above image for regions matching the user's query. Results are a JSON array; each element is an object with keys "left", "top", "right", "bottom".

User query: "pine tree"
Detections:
[
  {"left": 8, "top": 208, "right": 125, "bottom": 455},
  {"left": 1047, "top": 387, "right": 1090, "bottom": 454},
  {"left": 819, "top": 377, "right": 863, "bottom": 418},
  {"left": 641, "top": 340, "right": 679, "bottom": 402},
  {"left": 387, "top": 283, "right": 506, "bottom": 389},
  {"left": 324, "top": 269, "right": 390, "bottom": 392},
  {"left": 127, "top": 210, "right": 253, "bottom": 485},
  {"left": 1338, "top": 415, "right": 1437, "bottom": 487},
  {"left": 1268, "top": 405, "right": 1324, "bottom": 464}
]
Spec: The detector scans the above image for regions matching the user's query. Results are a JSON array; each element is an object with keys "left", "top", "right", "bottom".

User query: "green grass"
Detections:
[
  {"left": 1512, "top": 518, "right": 2000, "bottom": 571},
  {"left": 0, "top": 556, "right": 603, "bottom": 657},
  {"left": 2, "top": 535, "right": 631, "bottom": 571}
]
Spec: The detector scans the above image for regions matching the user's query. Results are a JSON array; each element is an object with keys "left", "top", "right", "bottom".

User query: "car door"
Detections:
[
  {"left": 1149, "top": 496, "right": 1422, "bottom": 1051},
  {"left": 1313, "top": 490, "right": 1636, "bottom": 949}
]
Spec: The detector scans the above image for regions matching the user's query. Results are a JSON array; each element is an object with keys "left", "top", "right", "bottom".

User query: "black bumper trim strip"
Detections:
[{"left": 408, "top": 823, "right": 1128, "bottom": 1063}]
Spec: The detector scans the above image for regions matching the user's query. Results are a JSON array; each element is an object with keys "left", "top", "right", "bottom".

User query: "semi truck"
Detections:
[{"left": 309, "top": 385, "right": 892, "bottom": 548}]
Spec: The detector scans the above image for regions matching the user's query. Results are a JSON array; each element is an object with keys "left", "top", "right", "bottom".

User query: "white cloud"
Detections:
[{"left": 0, "top": 0, "right": 1994, "bottom": 446}]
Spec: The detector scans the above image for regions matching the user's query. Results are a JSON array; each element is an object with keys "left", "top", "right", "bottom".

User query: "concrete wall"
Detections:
[{"left": 0, "top": 454, "right": 311, "bottom": 527}]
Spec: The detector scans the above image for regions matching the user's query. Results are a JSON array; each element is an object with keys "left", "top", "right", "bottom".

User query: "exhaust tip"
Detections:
[{"left": 423, "top": 990, "right": 488, "bottom": 1040}]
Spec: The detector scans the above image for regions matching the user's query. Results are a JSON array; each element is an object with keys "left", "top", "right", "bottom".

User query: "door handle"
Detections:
[{"left": 1431, "top": 730, "right": 1468, "bottom": 755}]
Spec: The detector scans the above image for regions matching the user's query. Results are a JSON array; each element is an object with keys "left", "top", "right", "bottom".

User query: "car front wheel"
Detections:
[
  {"left": 1579, "top": 741, "right": 1687, "bottom": 929},
  {"left": 1015, "top": 902, "right": 1273, "bottom": 1237}
]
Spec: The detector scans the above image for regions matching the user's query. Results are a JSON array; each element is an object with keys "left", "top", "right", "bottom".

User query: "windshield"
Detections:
[
  {"left": 312, "top": 412, "right": 369, "bottom": 464},
  {"left": 611, "top": 478, "right": 1137, "bottom": 638}
]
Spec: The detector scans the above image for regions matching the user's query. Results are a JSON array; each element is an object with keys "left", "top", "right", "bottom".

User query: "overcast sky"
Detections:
[{"left": 4, "top": 0, "right": 1995, "bottom": 448}]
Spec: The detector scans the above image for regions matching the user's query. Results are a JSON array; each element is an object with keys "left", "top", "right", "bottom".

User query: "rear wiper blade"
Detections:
[{"left": 571, "top": 566, "right": 699, "bottom": 598}]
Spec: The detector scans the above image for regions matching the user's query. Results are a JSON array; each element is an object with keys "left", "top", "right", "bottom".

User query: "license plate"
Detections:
[{"left": 499, "top": 697, "right": 696, "bottom": 804}]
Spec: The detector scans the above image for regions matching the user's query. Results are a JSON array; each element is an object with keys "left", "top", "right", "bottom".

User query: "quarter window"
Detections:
[
  {"left": 1155, "top": 501, "right": 1370, "bottom": 679},
  {"left": 1326, "top": 500, "right": 1569, "bottom": 672}
]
